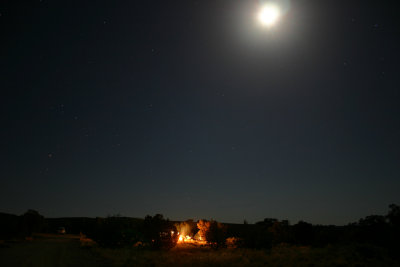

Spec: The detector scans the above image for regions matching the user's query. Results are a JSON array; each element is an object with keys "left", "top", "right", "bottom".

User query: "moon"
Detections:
[{"left": 258, "top": 3, "right": 281, "bottom": 27}]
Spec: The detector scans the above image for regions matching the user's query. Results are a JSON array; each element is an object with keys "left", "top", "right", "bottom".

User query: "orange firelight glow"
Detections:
[
  {"left": 177, "top": 234, "right": 206, "bottom": 245},
  {"left": 178, "top": 235, "right": 193, "bottom": 243}
]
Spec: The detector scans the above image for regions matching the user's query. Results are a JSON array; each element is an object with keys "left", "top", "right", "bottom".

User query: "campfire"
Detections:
[
  {"left": 176, "top": 232, "right": 197, "bottom": 244},
  {"left": 173, "top": 232, "right": 206, "bottom": 245},
  {"left": 174, "top": 220, "right": 208, "bottom": 245},
  {"left": 178, "top": 234, "right": 192, "bottom": 242}
]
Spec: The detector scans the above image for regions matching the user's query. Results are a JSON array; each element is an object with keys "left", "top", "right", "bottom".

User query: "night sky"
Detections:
[{"left": 1, "top": 0, "right": 399, "bottom": 225}]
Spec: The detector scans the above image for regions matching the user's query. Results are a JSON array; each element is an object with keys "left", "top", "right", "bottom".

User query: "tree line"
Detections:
[{"left": 1, "top": 204, "right": 399, "bottom": 257}]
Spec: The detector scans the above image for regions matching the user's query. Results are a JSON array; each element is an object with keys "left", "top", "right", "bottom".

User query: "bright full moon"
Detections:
[{"left": 258, "top": 4, "right": 281, "bottom": 27}]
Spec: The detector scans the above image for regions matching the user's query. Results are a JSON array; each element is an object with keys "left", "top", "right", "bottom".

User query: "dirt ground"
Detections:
[{"left": 0, "top": 234, "right": 109, "bottom": 267}]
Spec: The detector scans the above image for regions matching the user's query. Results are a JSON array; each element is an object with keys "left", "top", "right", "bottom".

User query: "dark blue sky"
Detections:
[{"left": 1, "top": 0, "right": 399, "bottom": 225}]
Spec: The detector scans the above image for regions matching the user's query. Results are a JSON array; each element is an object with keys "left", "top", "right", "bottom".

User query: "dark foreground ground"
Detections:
[
  {"left": 1, "top": 234, "right": 399, "bottom": 267},
  {"left": 0, "top": 234, "right": 108, "bottom": 267},
  {"left": 92, "top": 244, "right": 399, "bottom": 267}
]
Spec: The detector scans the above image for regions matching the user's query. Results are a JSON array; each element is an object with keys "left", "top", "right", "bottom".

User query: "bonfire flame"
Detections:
[
  {"left": 175, "top": 221, "right": 207, "bottom": 245},
  {"left": 178, "top": 234, "right": 193, "bottom": 243}
]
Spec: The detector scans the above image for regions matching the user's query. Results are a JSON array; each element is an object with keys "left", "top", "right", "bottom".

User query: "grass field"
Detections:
[
  {"left": 1, "top": 234, "right": 398, "bottom": 266},
  {"left": 91, "top": 243, "right": 399, "bottom": 267},
  {"left": 0, "top": 234, "right": 108, "bottom": 267}
]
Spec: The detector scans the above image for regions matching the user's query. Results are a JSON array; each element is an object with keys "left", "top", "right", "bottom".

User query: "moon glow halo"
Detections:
[{"left": 258, "top": 4, "right": 281, "bottom": 27}]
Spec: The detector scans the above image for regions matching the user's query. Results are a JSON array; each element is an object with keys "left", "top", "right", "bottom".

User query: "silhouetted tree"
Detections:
[
  {"left": 241, "top": 218, "right": 279, "bottom": 249},
  {"left": 356, "top": 215, "right": 389, "bottom": 245},
  {"left": 268, "top": 220, "right": 291, "bottom": 245},
  {"left": 313, "top": 225, "right": 342, "bottom": 247},
  {"left": 20, "top": 209, "right": 44, "bottom": 237},
  {"left": 207, "top": 220, "right": 227, "bottom": 248},
  {"left": 196, "top": 219, "right": 227, "bottom": 248},
  {"left": 387, "top": 204, "right": 400, "bottom": 227},
  {"left": 358, "top": 215, "right": 387, "bottom": 227},
  {"left": 256, "top": 218, "right": 278, "bottom": 228},
  {"left": 385, "top": 204, "right": 400, "bottom": 259},
  {"left": 142, "top": 214, "right": 178, "bottom": 249},
  {"left": 293, "top": 221, "right": 314, "bottom": 245},
  {"left": 86, "top": 216, "right": 140, "bottom": 248}
]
